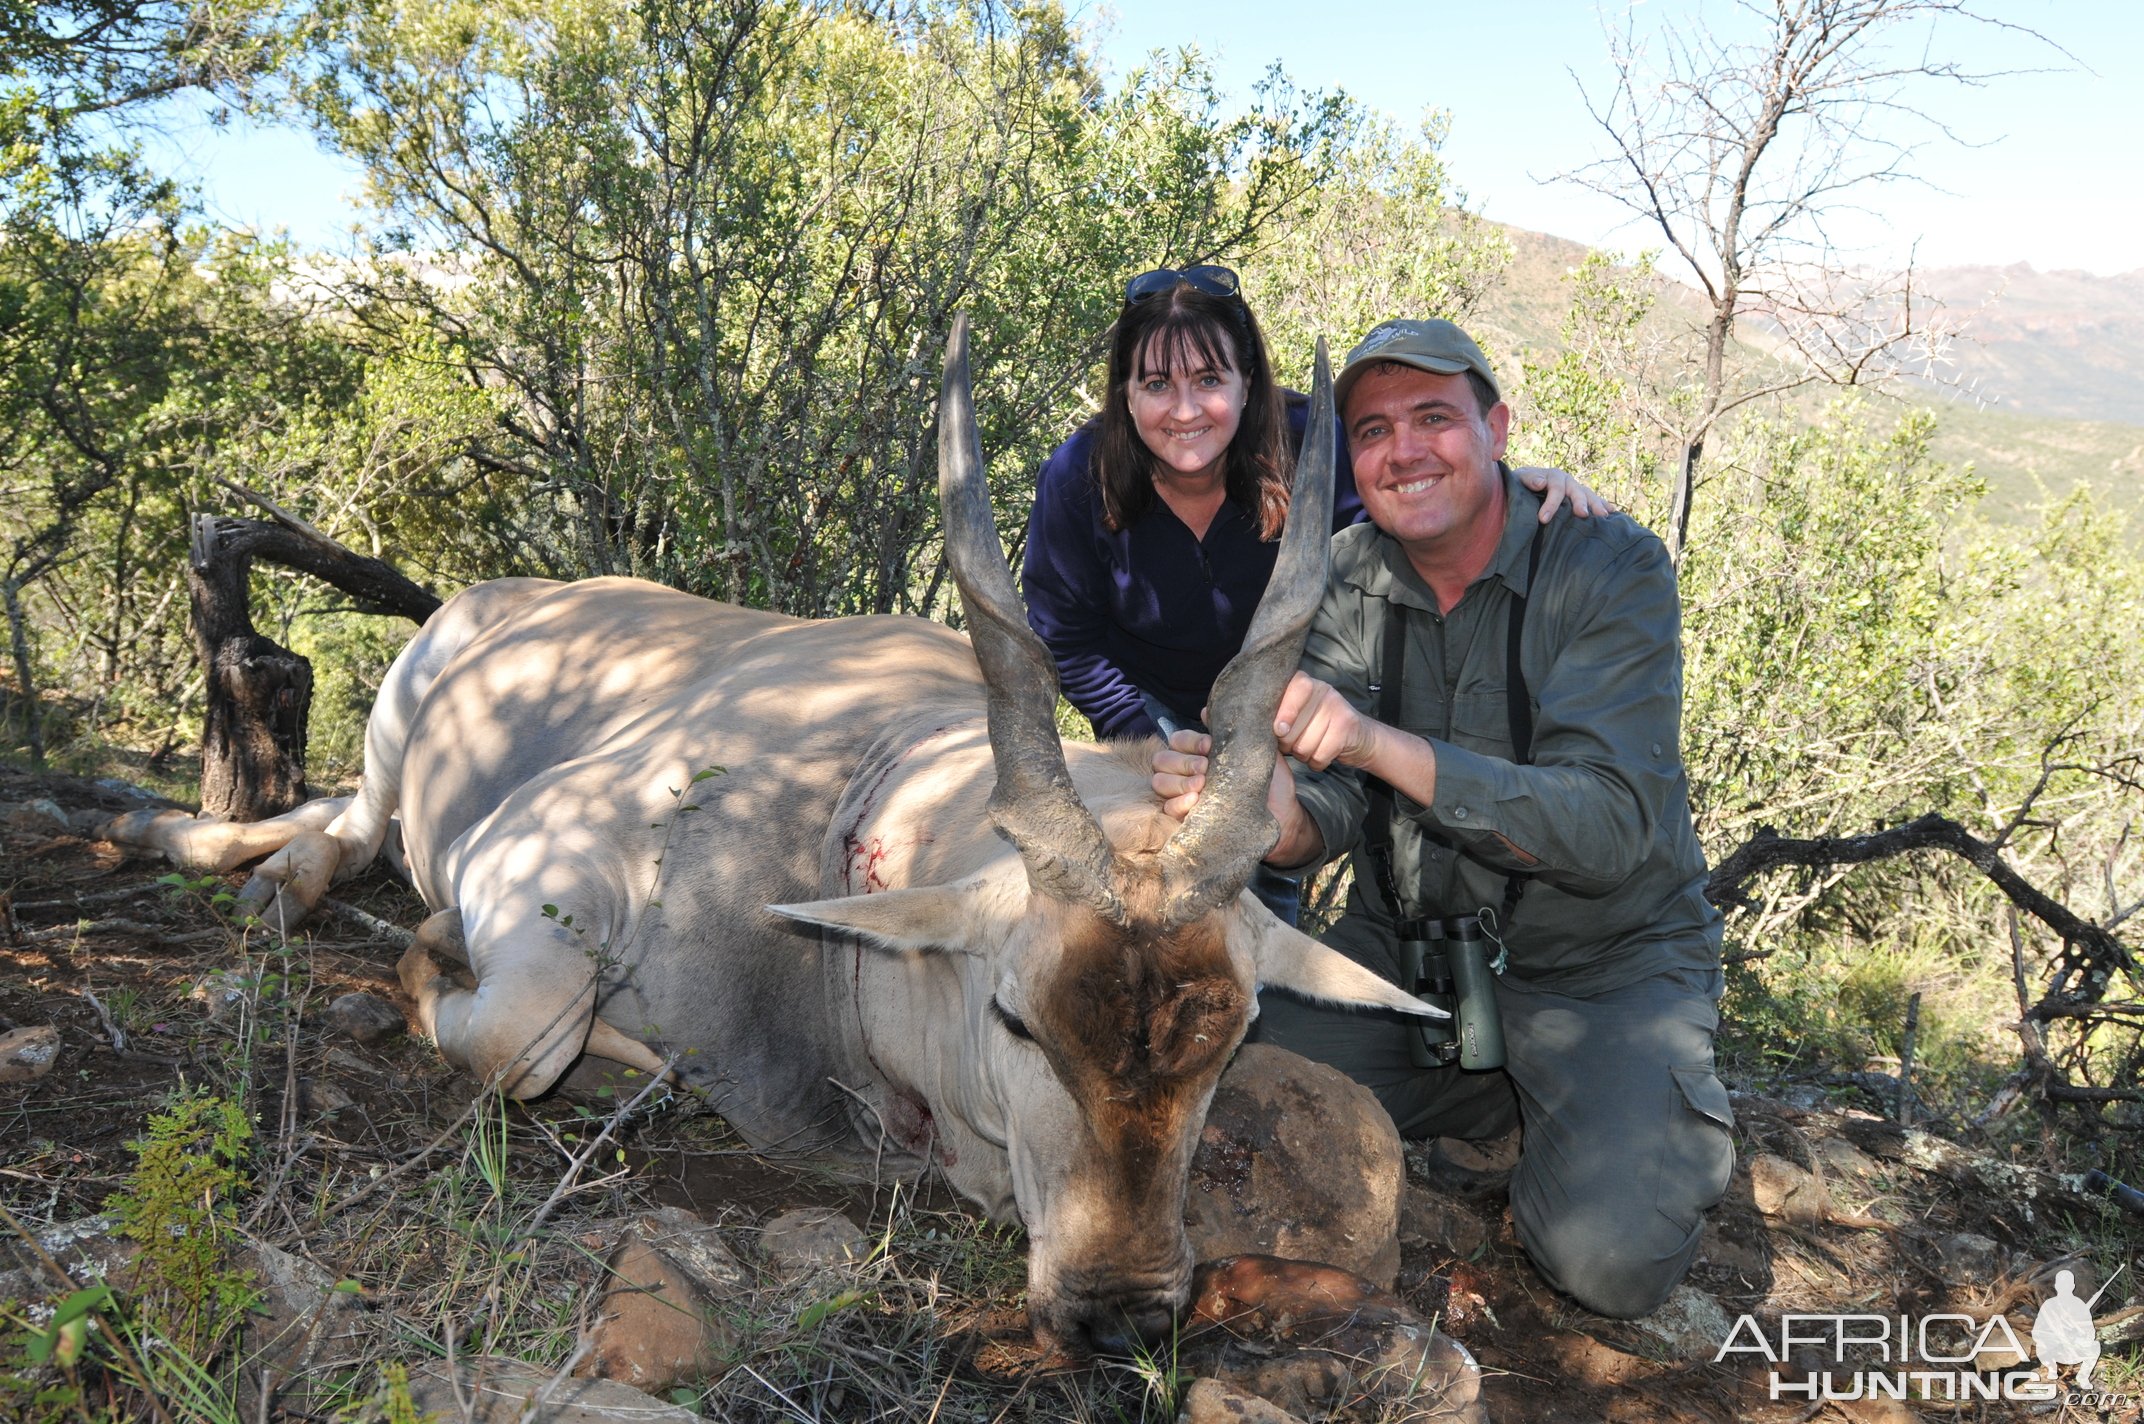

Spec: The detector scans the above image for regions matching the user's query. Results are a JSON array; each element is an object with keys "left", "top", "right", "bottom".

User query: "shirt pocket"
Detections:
[{"left": 1449, "top": 688, "right": 1519, "bottom": 761}]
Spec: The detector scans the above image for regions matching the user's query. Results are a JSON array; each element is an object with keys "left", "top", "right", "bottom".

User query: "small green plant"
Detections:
[
  {"left": 110, "top": 1089, "right": 259, "bottom": 1358},
  {"left": 469, "top": 1091, "right": 513, "bottom": 1204},
  {"left": 156, "top": 870, "right": 240, "bottom": 916}
]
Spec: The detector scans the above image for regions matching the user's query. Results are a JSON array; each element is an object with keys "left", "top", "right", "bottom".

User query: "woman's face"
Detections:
[{"left": 1125, "top": 333, "right": 1247, "bottom": 486}]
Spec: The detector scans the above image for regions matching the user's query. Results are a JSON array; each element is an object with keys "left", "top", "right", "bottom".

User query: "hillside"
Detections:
[
  {"left": 1911, "top": 263, "right": 2144, "bottom": 427},
  {"left": 1476, "top": 223, "right": 2144, "bottom": 537}
]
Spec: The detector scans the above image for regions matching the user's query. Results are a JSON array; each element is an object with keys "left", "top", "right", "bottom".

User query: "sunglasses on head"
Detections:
[{"left": 1123, "top": 264, "right": 1242, "bottom": 305}]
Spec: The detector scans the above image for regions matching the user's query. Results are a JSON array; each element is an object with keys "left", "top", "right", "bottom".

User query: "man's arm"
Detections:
[{"left": 1156, "top": 534, "right": 1687, "bottom": 894}]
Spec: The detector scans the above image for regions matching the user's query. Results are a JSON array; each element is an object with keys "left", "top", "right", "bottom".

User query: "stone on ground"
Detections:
[
  {"left": 323, "top": 990, "right": 405, "bottom": 1045},
  {"left": 240, "top": 1241, "right": 372, "bottom": 1410},
  {"left": 1187, "top": 1043, "right": 1404, "bottom": 1287},
  {"left": 1812, "top": 1135, "right": 1880, "bottom": 1180},
  {"left": 578, "top": 1208, "right": 747, "bottom": 1393},
  {"left": 1934, "top": 1231, "right": 2003, "bottom": 1286},
  {"left": 1398, "top": 1184, "right": 1490, "bottom": 1258},
  {"left": 1748, "top": 1152, "right": 1829, "bottom": 1223},
  {"left": 0, "top": 1024, "right": 61, "bottom": 1083},
  {"left": 1628, "top": 1283, "right": 1735, "bottom": 1359},
  {"left": 407, "top": 1356, "right": 700, "bottom": 1423},
  {"left": 1181, "top": 1255, "right": 1485, "bottom": 1423},
  {"left": 758, "top": 1206, "right": 867, "bottom": 1277},
  {"left": 2, "top": 798, "right": 71, "bottom": 835},
  {"left": 1178, "top": 1376, "right": 1307, "bottom": 1423}
]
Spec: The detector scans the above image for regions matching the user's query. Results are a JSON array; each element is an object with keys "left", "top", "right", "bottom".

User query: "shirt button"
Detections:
[
  {"left": 1651, "top": 742, "right": 1663, "bottom": 757},
  {"left": 1452, "top": 806, "right": 1469, "bottom": 820}
]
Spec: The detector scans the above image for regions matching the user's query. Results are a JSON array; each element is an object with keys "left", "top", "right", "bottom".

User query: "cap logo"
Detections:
[{"left": 1355, "top": 324, "right": 1408, "bottom": 355}]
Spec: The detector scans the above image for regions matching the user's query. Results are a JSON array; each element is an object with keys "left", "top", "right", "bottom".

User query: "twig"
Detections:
[
  {"left": 11, "top": 884, "right": 165, "bottom": 913},
  {"left": 317, "top": 897, "right": 414, "bottom": 949},
  {"left": 21, "top": 918, "right": 226, "bottom": 945},
  {"left": 1708, "top": 815, "right": 2139, "bottom": 1001},
  {"left": 518, "top": 1054, "right": 682, "bottom": 1238},
  {"left": 1896, "top": 991, "right": 1921, "bottom": 1125},
  {"left": 77, "top": 987, "right": 126, "bottom": 1053},
  {"left": 324, "top": 1097, "right": 481, "bottom": 1217}
]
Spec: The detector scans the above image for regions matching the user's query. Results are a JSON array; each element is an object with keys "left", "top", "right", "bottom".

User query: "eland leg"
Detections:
[{"left": 397, "top": 907, "right": 673, "bottom": 1098}]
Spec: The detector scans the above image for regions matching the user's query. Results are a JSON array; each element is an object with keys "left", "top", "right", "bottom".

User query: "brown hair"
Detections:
[{"left": 1091, "top": 283, "right": 1291, "bottom": 539}]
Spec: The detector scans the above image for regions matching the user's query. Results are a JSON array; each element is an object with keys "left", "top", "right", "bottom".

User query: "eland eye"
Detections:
[{"left": 991, "top": 999, "right": 1036, "bottom": 1043}]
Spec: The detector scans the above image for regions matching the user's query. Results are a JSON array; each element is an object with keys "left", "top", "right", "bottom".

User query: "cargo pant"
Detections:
[{"left": 1255, "top": 913, "right": 1736, "bottom": 1320}]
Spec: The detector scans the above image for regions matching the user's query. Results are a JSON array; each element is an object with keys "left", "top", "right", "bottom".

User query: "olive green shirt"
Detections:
[{"left": 1292, "top": 470, "right": 1722, "bottom": 996}]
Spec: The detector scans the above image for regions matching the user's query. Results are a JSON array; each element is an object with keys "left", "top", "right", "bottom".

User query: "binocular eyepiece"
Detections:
[{"left": 1399, "top": 913, "right": 1505, "bottom": 1071}]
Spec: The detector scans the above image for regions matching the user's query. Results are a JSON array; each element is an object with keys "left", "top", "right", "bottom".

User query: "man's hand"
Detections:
[{"left": 1273, "top": 671, "right": 1377, "bottom": 771}]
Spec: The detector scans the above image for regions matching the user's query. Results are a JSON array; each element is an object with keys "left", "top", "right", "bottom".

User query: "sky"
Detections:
[{"left": 144, "top": 0, "right": 2142, "bottom": 277}]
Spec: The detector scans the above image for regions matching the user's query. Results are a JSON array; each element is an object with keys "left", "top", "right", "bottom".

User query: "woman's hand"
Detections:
[
  {"left": 1151, "top": 726, "right": 1304, "bottom": 829},
  {"left": 1514, "top": 466, "right": 1614, "bottom": 522}
]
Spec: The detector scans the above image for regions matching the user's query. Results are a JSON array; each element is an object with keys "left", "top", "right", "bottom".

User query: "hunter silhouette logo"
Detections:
[{"left": 2031, "top": 1264, "right": 2122, "bottom": 1390}]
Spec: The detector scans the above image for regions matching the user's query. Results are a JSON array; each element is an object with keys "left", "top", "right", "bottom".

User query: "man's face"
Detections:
[{"left": 1345, "top": 364, "right": 1511, "bottom": 564}]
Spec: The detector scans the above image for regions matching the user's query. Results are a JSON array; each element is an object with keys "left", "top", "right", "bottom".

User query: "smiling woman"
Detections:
[{"left": 1022, "top": 267, "right": 1354, "bottom": 753}]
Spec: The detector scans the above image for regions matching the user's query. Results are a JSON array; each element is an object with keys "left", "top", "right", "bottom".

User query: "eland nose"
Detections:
[{"left": 1082, "top": 1298, "right": 1179, "bottom": 1357}]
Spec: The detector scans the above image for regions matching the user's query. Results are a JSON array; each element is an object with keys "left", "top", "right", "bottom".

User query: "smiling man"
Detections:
[{"left": 1155, "top": 318, "right": 1735, "bottom": 1319}]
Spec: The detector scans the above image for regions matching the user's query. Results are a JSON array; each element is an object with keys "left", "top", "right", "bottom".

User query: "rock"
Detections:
[
  {"left": 298, "top": 1077, "right": 357, "bottom": 1118},
  {"left": 0, "top": 1025, "right": 61, "bottom": 1084},
  {"left": 1971, "top": 1314, "right": 2035, "bottom": 1372},
  {"left": 759, "top": 1207, "right": 866, "bottom": 1276},
  {"left": 1934, "top": 1231, "right": 2002, "bottom": 1286},
  {"left": 1812, "top": 1136, "right": 1879, "bottom": 1180},
  {"left": 1748, "top": 1152, "right": 1828, "bottom": 1223},
  {"left": 1186, "top": 1044, "right": 1403, "bottom": 1288},
  {"left": 2, "top": 799, "right": 72, "bottom": 836},
  {"left": 0, "top": 1217, "right": 137, "bottom": 1308},
  {"left": 1398, "top": 1185, "right": 1490, "bottom": 1258},
  {"left": 1629, "top": 1283, "right": 1735, "bottom": 1359},
  {"left": 578, "top": 1208, "right": 747, "bottom": 1394},
  {"left": 191, "top": 971, "right": 253, "bottom": 1023},
  {"left": 1180, "top": 1256, "right": 1485, "bottom": 1424},
  {"left": 1178, "top": 1376, "right": 1306, "bottom": 1423},
  {"left": 239, "top": 1242, "right": 372, "bottom": 1409},
  {"left": 327, "top": 1047, "right": 382, "bottom": 1078},
  {"left": 323, "top": 991, "right": 405, "bottom": 1046},
  {"left": 406, "top": 1356, "right": 701, "bottom": 1423}
]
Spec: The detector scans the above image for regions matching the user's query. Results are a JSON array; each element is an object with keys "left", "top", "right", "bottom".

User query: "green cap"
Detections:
[{"left": 1334, "top": 318, "right": 1502, "bottom": 414}]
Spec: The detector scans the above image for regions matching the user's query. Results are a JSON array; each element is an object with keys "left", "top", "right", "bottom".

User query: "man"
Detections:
[{"left": 1154, "top": 318, "right": 1734, "bottom": 1319}]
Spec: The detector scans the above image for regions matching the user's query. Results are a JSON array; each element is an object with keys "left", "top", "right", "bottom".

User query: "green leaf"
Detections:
[{"left": 795, "top": 1289, "right": 867, "bottom": 1330}]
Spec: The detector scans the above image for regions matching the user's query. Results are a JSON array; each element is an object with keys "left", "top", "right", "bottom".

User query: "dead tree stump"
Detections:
[
  {"left": 185, "top": 500, "right": 439, "bottom": 822},
  {"left": 191, "top": 517, "right": 313, "bottom": 820}
]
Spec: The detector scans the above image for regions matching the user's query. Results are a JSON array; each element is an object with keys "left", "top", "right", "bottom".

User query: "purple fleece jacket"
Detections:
[{"left": 1020, "top": 393, "right": 1364, "bottom": 741}]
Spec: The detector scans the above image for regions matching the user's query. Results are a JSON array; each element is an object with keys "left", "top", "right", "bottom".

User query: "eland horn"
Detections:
[
  {"left": 1156, "top": 338, "right": 1337, "bottom": 927},
  {"left": 937, "top": 316, "right": 1126, "bottom": 922}
]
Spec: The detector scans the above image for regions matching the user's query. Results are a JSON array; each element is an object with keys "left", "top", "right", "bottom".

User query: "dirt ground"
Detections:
[{"left": 2, "top": 761, "right": 2139, "bottom": 1422}]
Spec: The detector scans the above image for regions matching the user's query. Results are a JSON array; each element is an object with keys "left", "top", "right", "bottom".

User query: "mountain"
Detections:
[
  {"left": 1471, "top": 224, "right": 2144, "bottom": 535},
  {"left": 1909, "top": 264, "right": 2144, "bottom": 427}
]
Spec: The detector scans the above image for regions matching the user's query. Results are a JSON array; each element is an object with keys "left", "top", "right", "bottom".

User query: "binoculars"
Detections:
[{"left": 1398, "top": 914, "right": 1505, "bottom": 1071}]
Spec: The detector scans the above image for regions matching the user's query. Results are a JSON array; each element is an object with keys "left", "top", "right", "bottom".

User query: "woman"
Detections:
[{"left": 1023, "top": 264, "right": 1605, "bottom": 745}]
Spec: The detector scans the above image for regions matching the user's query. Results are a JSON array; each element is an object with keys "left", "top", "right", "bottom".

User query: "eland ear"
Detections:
[
  {"left": 1245, "top": 905, "right": 1449, "bottom": 1019},
  {"left": 769, "top": 886, "right": 982, "bottom": 955}
]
